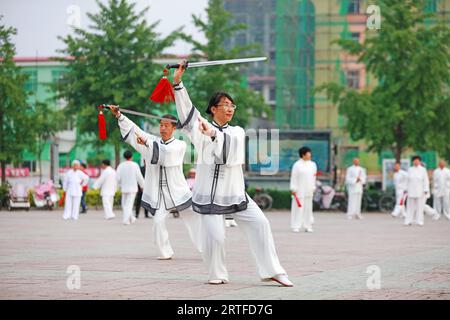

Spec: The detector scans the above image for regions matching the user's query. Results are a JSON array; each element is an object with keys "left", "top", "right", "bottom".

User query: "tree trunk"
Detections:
[
  {"left": 1, "top": 161, "right": 6, "bottom": 185},
  {"left": 394, "top": 125, "right": 404, "bottom": 162}
]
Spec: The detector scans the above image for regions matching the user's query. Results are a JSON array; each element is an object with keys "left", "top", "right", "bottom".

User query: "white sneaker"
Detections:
[
  {"left": 347, "top": 215, "right": 353, "bottom": 220},
  {"left": 417, "top": 222, "right": 424, "bottom": 227},
  {"left": 208, "top": 279, "right": 228, "bottom": 285},
  {"left": 305, "top": 228, "right": 314, "bottom": 233},
  {"left": 432, "top": 214, "right": 441, "bottom": 221},
  {"left": 270, "top": 274, "right": 294, "bottom": 287},
  {"left": 123, "top": 221, "right": 130, "bottom": 225},
  {"left": 356, "top": 214, "right": 363, "bottom": 220},
  {"left": 292, "top": 228, "right": 300, "bottom": 233},
  {"left": 157, "top": 256, "right": 173, "bottom": 260},
  {"left": 403, "top": 222, "right": 412, "bottom": 226},
  {"left": 130, "top": 216, "right": 137, "bottom": 224}
]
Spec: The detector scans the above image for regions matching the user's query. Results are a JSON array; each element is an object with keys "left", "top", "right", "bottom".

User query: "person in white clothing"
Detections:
[
  {"left": 345, "top": 158, "right": 366, "bottom": 220},
  {"left": 405, "top": 156, "right": 430, "bottom": 226},
  {"left": 109, "top": 107, "right": 202, "bottom": 260},
  {"left": 93, "top": 160, "right": 117, "bottom": 220},
  {"left": 62, "top": 160, "right": 89, "bottom": 220},
  {"left": 391, "top": 162, "right": 408, "bottom": 218},
  {"left": 116, "top": 150, "right": 145, "bottom": 225},
  {"left": 290, "top": 146, "right": 317, "bottom": 233},
  {"left": 432, "top": 160, "right": 450, "bottom": 220},
  {"left": 172, "top": 61, "right": 293, "bottom": 287}
]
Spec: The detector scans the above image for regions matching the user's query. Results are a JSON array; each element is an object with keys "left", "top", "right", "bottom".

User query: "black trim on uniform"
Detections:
[
  {"left": 151, "top": 141, "right": 159, "bottom": 164},
  {"left": 121, "top": 129, "right": 132, "bottom": 142},
  {"left": 140, "top": 200, "right": 157, "bottom": 216},
  {"left": 176, "top": 106, "right": 196, "bottom": 129},
  {"left": 192, "top": 200, "right": 248, "bottom": 215}
]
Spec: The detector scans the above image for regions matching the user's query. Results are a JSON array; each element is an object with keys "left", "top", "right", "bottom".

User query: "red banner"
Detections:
[{"left": 0, "top": 168, "right": 30, "bottom": 177}]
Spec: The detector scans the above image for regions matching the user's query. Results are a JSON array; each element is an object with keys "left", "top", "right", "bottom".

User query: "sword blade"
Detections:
[
  {"left": 165, "top": 56, "right": 267, "bottom": 69},
  {"left": 99, "top": 105, "right": 177, "bottom": 123}
]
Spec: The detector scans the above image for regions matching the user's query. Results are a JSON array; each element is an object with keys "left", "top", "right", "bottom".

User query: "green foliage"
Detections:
[
  {"left": 178, "top": 0, "right": 271, "bottom": 128},
  {"left": 0, "top": 17, "right": 34, "bottom": 183},
  {"left": 0, "top": 182, "right": 11, "bottom": 208},
  {"left": 317, "top": 0, "right": 450, "bottom": 161},
  {"left": 57, "top": 0, "right": 181, "bottom": 164}
]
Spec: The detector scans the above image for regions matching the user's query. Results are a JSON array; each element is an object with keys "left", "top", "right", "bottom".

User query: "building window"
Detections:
[
  {"left": 351, "top": 32, "right": 360, "bottom": 42},
  {"left": 347, "top": 0, "right": 361, "bottom": 14},
  {"left": 269, "top": 86, "right": 276, "bottom": 101},
  {"left": 346, "top": 70, "right": 360, "bottom": 89}
]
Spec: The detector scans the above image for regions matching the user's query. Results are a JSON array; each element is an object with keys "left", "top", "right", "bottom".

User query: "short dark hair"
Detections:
[
  {"left": 299, "top": 146, "right": 312, "bottom": 158},
  {"left": 161, "top": 114, "right": 178, "bottom": 127},
  {"left": 80, "top": 162, "right": 87, "bottom": 169},
  {"left": 395, "top": 161, "right": 401, "bottom": 165},
  {"left": 123, "top": 150, "right": 132, "bottom": 160},
  {"left": 412, "top": 155, "right": 421, "bottom": 162},
  {"left": 102, "top": 159, "right": 111, "bottom": 166},
  {"left": 206, "top": 92, "right": 235, "bottom": 115}
]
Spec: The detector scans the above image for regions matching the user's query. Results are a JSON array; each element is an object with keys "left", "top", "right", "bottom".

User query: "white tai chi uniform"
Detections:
[
  {"left": 392, "top": 169, "right": 408, "bottom": 218},
  {"left": 345, "top": 165, "right": 366, "bottom": 219},
  {"left": 432, "top": 167, "right": 450, "bottom": 220},
  {"left": 63, "top": 169, "right": 89, "bottom": 220},
  {"left": 174, "top": 81, "right": 287, "bottom": 282},
  {"left": 93, "top": 166, "right": 117, "bottom": 219},
  {"left": 290, "top": 158, "right": 317, "bottom": 231},
  {"left": 116, "top": 160, "right": 145, "bottom": 224},
  {"left": 405, "top": 165, "right": 430, "bottom": 225},
  {"left": 117, "top": 114, "right": 202, "bottom": 258}
]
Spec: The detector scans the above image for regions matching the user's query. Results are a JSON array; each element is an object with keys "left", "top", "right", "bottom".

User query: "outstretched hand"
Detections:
[
  {"left": 109, "top": 105, "right": 120, "bottom": 118},
  {"left": 173, "top": 60, "right": 187, "bottom": 84},
  {"left": 198, "top": 117, "right": 216, "bottom": 137}
]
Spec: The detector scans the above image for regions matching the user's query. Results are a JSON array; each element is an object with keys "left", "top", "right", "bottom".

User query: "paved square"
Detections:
[{"left": 0, "top": 209, "right": 449, "bottom": 299}]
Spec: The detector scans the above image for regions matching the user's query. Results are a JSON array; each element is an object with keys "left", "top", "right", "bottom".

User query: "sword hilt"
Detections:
[{"left": 165, "top": 62, "right": 189, "bottom": 70}]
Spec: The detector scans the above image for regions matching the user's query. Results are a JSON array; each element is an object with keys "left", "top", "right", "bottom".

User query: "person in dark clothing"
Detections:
[{"left": 135, "top": 161, "right": 149, "bottom": 218}]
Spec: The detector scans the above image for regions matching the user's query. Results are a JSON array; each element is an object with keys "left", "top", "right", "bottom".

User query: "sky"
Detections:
[{"left": 0, "top": 0, "right": 209, "bottom": 57}]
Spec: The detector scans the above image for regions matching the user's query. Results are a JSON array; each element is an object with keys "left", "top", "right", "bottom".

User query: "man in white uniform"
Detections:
[
  {"left": 290, "top": 146, "right": 317, "bottom": 233},
  {"left": 93, "top": 159, "right": 117, "bottom": 220},
  {"left": 172, "top": 61, "right": 293, "bottom": 287},
  {"left": 391, "top": 162, "right": 408, "bottom": 218},
  {"left": 405, "top": 156, "right": 430, "bottom": 226},
  {"left": 345, "top": 158, "right": 366, "bottom": 220},
  {"left": 432, "top": 160, "right": 450, "bottom": 220},
  {"left": 109, "top": 107, "right": 201, "bottom": 259},
  {"left": 116, "top": 150, "right": 145, "bottom": 225},
  {"left": 63, "top": 160, "right": 89, "bottom": 220}
]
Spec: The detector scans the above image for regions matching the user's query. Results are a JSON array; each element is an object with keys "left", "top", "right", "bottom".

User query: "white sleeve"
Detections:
[
  {"left": 81, "top": 171, "right": 89, "bottom": 187},
  {"left": 290, "top": 164, "right": 299, "bottom": 193},
  {"left": 361, "top": 168, "right": 367, "bottom": 184},
  {"left": 93, "top": 171, "right": 105, "bottom": 190},
  {"left": 117, "top": 114, "right": 156, "bottom": 157},
  {"left": 345, "top": 168, "right": 355, "bottom": 186},
  {"left": 424, "top": 169, "right": 430, "bottom": 194},
  {"left": 63, "top": 172, "right": 69, "bottom": 192},
  {"left": 174, "top": 82, "right": 206, "bottom": 149}
]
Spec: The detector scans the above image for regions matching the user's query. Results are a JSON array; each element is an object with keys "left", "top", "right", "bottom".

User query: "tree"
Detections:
[
  {"left": 0, "top": 17, "right": 33, "bottom": 184},
  {"left": 30, "top": 102, "right": 65, "bottom": 183},
  {"left": 57, "top": 0, "right": 181, "bottom": 166},
  {"left": 180, "top": 0, "right": 271, "bottom": 128},
  {"left": 317, "top": 0, "right": 450, "bottom": 162}
]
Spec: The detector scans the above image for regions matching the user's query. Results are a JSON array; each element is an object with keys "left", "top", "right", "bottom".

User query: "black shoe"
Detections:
[{"left": 80, "top": 210, "right": 87, "bottom": 214}]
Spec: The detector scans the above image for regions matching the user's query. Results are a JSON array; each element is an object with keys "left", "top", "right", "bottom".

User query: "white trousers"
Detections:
[
  {"left": 347, "top": 193, "right": 363, "bottom": 217},
  {"left": 392, "top": 191, "right": 406, "bottom": 218},
  {"left": 153, "top": 207, "right": 202, "bottom": 259},
  {"left": 291, "top": 196, "right": 313, "bottom": 229},
  {"left": 102, "top": 196, "right": 115, "bottom": 219},
  {"left": 405, "top": 197, "right": 425, "bottom": 225},
  {"left": 434, "top": 195, "right": 450, "bottom": 218},
  {"left": 63, "top": 195, "right": 81, "bottom": 220},
  {"left": 121, "top": 192, "right": 137, "bottom": 223},
  {"left": 200, "top": 198, "right": 286, "bottom": 282}
]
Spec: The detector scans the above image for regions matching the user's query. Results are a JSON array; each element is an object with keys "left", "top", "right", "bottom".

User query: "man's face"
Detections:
[
  {"left": 353, "top": 158, "right": 360, "bottom": 166},
  {"left": 439, "top": 160, "right": 445, "bottom": 169},
  {"left": 302, "top": 152, "right": 312, "bottom": 161},
  {"left": 160, "top": 119, "right": 176, "bottom": 141},
  {"left": 72, "top": 163, "right": 80, "bottom": 170},
  {"left": 211, "top": 97, "right": 235, "bottom": 124},
  {"left": 394, "top": 163, "right": 401, "bottom": 172},
  {"left": 413, "top": 159, "right": 420, "bottom": 167}
]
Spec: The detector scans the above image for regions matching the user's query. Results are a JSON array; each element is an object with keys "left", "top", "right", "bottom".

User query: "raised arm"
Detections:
[{"left": 109, "top": 105, "right": 156, "bottom": 156}]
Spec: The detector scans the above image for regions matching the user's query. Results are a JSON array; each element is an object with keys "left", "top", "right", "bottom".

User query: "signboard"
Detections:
[{"left": 0, "top": 168, "right": 30, "bottom": 177}]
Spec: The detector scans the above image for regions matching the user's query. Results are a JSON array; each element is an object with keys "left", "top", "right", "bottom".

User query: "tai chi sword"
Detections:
[
  {"left": 165, "top": 56, "right": 267, "bottom": 70},
  {"left": 97, "top": 104, "right": 178, "bottom": 124}
]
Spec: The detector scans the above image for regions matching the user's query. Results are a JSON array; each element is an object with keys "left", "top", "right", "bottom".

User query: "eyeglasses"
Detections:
[{"left": 216, "top": 103, "right": 237, "bottom": 110}]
